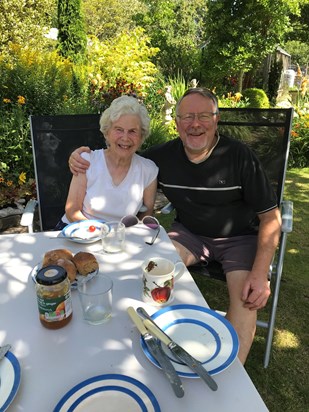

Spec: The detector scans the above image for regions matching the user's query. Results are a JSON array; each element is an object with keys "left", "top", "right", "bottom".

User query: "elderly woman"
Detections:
[{"left": 57, "top": 95, "right": 158, "bottom": 228}]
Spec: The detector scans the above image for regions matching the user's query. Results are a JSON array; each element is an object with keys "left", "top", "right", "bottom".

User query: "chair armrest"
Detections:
[
  {"left": 161, "top": 202, "right": 175, "bottom": 214},
  {"left": 20, "top": 199, "right": 37, "bottom": 233},
  {"left": 281, "top": 200, "right": 293, "bottom": 233}
]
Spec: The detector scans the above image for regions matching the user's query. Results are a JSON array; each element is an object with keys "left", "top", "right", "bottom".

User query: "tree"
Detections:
[
  {"left": 284, "top": 40, "right": 309, "bottom": 68},
  {"left": 287, "top": 1, "right": 309, "bottom": 44},
  {"left": 202, "top": 0, "right": 302, "bottom": 92},
  {"left": 57, "top": 0, "right": 87, "bottom": 63},
  {"left": 87, "top": 27, "right": 159, "bottom": 88},
  {"left": 134, "top": 0, "right": 207, "bottom": 80},
  {"left": 82, "top": 0, "right": 144, "bottom": 41},
  {"left": 0, "top": 0, "right": 56, "bottom": 56}
]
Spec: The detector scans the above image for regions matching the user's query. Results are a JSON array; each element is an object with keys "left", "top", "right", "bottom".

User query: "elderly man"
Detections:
[{"left": 69, "top": 88, "right": 281, "bottom": 364}]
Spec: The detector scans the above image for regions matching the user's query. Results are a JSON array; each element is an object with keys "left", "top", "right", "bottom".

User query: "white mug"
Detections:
[{"left": 142, "top": 257, "right": 185, "bottom": 306}]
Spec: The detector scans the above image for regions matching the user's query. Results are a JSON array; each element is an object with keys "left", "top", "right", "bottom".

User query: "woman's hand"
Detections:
[{"left": 69, "top": 146, "right": 91, "bottom": 175}]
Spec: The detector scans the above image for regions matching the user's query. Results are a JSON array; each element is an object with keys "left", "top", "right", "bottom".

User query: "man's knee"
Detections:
[{"left": 171, "top": 240, "right": 198, "bottom": 266}]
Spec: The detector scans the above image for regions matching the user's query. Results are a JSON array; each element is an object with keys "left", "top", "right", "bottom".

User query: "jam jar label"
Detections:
[{"left": 37, "top": 290, "right": 73, "bottom": 322}]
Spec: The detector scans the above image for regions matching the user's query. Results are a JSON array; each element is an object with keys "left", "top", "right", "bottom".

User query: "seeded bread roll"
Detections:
[
  {"left": 72, "top": 252, "right": 99, "bottom": 276},
  {"left": 42, "top": 249, "right": 74, "bottom": 267},
  {"left": 56, "top": 258, "right": 78, "bottom": 282}
]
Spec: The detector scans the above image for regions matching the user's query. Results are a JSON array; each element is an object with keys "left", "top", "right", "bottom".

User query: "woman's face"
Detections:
[{"left": 106, "top": 114, "right": 143, "bottom": 157}]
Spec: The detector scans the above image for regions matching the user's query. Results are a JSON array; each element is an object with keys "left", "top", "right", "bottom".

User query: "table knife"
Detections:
[
  {"left": 144, "top": 319, "right": 218, "bottom": 391},
  {"left": 127, "top": 307, "right": 184, "bottom": 398},
  {"left": 0, "top": 344, "right": 11, "bottom": 361}
]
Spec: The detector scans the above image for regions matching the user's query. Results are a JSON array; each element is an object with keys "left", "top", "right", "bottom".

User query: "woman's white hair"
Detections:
[{"left": 99, "top": 95, "right": 151, "bottom": 142}]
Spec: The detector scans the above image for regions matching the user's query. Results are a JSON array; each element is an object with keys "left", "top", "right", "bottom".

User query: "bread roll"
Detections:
[
  {"left": 72, "top": 252, "right": 99, "bottom": 276},
  {"left": 56, "top": 258, "right": 77, "bottom": 282},
  {"left": 42, "top": 249, "right": 74, "bottom": 267}
]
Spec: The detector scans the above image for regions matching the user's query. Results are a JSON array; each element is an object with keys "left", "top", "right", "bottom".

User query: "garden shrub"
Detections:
[
  {"left": 218, "top": 92, "right": 249, "bottom": 108},
  {"left": 88, "top": 77, "right": 144, "bottom": 113},
  {"left": 289, "top": 112, "right": 309, "bottom": 168},
  {"left": 168, "top": 71, "right": 189, "bottom": 103},
  {"left": 0, "top": 45, "right": 91, "bottom": 194},
  {"left": 143, "top": 74, "right": 167, "bottom": 120},
  {"left": 0, "top": 45, "right": 75, "bottom": 116},
  {"left": 87, "top": 28, "right": 159, "bottom": 91},
  {"left": 268, "top": 58, "right": 283, "bottom": 104},
  {"left": 141, "top": 118, "right": 176, "bottom": 152},
  {"left": 242, "top": 88, "right": 270, "bottom": 108}
]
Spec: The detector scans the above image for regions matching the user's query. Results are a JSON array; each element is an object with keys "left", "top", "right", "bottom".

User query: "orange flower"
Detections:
[
  {"left": 18, "top": 172, "right": 27, "bottom": 185},
  {"left": 291, "top": 130, "right": 299, "bottom": 137},
  {"left": 234, "top": 92, "right": 242, "bottom": 102},
  {"left": 17, "top": 95, "right": 26, "bottom": 105}
]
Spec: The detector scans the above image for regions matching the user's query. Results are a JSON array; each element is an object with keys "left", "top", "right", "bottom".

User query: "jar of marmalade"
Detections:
[{"left": 36, "top": 265, "right": 73, "bottom": 329}]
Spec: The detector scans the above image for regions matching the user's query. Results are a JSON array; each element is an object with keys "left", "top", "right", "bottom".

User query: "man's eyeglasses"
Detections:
[
  {"left": 120, "top": 215, "right": 160, "bottom": 245},
  {"left": 177, "top": 112, "right": 218, "bottom": 124}
]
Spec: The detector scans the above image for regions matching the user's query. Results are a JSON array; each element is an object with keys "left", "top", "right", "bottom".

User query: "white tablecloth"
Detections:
[{"left": 0, "top": 227, "right": 268, "bottom": 411}]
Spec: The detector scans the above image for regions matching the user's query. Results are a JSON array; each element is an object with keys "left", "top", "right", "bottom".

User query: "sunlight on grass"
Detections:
[
  {"left": 274, "top": 329, "right": 300, "bottom": 349},
  {"left": 287, "top": 248, "right": 299, "bottom": 254}
]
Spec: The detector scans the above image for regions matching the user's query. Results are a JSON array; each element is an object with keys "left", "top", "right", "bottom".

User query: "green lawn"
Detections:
[{"left": 156, "top": 168, "right": 309, "bottom": 412}]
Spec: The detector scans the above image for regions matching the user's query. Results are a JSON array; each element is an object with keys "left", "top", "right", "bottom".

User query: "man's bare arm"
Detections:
[
  {"left": 242, "top": 207, "right": 281, "bottom": 310},
  {"left": 69, "top": 146, "right": 91, "bottom": 175}
]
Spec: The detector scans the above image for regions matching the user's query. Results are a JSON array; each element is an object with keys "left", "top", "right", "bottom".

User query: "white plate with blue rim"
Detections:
[
  {"left": 141, "top": 304, "right": 239, "bottom": 377},
  {"left": 53, "top": 374, "right": 161, "bottom": 412},
  {"left": 0, "top": 351, "right": 21, "bottom": 411},
  {"left": 61, "top": 220, "right": 109, "bottom": 244}
]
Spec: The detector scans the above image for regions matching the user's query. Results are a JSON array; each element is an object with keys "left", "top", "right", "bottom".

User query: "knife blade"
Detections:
[
  {"left": 143, "top": 319, "right": 218, "bottom": 391},
  {"left": 127, "top": 307, "right": 184, "bottom": 398},
  {"left": 0, "top": 344, "right": 11, "bottom": 361}
]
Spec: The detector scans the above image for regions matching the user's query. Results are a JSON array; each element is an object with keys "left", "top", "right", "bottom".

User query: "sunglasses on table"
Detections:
[{"left": 120, "top": 215, "right": 160, "bottom": 245}]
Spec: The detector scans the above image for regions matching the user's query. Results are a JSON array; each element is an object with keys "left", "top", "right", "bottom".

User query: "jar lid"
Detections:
[{"left": 36, "top": 265, "right": 67, "bottom": 285}]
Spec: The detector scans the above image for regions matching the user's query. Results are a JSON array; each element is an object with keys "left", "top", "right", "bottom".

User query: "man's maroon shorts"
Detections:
[{"left": 168, "top": 221, "right": 258, "bottom": 273}]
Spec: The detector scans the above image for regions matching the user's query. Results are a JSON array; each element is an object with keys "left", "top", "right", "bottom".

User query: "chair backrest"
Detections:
[
  {"left": 30, "top": 114, "right": 102, "bottom": 230},
  {"left": 217, "top": 108, "right": 293, "bottom": 205}
]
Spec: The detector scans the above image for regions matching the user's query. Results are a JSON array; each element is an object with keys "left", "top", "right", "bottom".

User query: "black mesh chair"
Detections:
[
  {"left": 21, "top": 114, "right": 102, "bottom": 231},
  {"left": 162, "top": 107, "right": 294, "bottom": 367}
]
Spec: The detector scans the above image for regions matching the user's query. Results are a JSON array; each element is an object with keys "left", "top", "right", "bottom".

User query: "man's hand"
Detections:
[
  {"left": 242, "top": 272, "right": 271, "bottom": 310},
  {"left": 69, "top": 146, "right": 91, "bottom": 175}
]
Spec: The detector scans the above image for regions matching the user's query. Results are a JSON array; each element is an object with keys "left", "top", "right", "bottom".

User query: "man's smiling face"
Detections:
[{"left": 175, "top": 93, "right": 219, "bottom": 156}]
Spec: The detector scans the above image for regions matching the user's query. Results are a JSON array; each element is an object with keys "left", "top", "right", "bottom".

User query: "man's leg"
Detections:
[
  {"left": 172, "top": 240, "right": 198, "bottom": 266},
  {"left": 225, "top": 270, "right": 257, "bottom": 364}
]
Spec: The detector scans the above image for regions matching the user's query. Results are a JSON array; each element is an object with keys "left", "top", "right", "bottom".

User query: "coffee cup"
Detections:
[{"left": 142, "top": 257, "right": 185, "bottom": 306}]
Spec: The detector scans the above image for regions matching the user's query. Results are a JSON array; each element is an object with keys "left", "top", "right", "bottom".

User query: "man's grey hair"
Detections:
[{"left": 175, "top": 88, "right": 219, "bottom": 115}]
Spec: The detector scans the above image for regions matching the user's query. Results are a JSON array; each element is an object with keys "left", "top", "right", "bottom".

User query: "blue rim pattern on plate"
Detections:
[
  {"left": 53, "top": 374, "right": 161, "bottom": 412},
  {"left": 141, "top": 304, "right": 239, "bottom": 377},
  {"left": 160, "top": 318, "right": 222, "bottom": 365},
  {"left": 61, "top": 220, "right": 108, "bottom": 243},
  {"left": 0, "top": 351, "right": 21, "bottom": 411}
]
